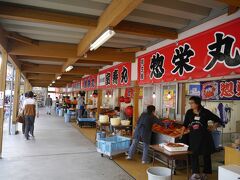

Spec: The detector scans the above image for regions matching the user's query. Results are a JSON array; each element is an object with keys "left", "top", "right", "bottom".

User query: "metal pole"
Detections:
[{"left": 8, "top": 66, "right": 14, "bottom": 135}]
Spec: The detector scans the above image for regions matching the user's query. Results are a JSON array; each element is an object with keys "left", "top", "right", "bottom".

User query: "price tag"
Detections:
[{"left": 0, "top": 91, "right": 4, "bottom": 108}]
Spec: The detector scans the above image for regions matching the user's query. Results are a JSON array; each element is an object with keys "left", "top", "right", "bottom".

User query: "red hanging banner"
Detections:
[
  {"left": 98, "top": 62, "right": 132, "bottom": 89},
  {"left": 137, "top": 18, "right": 240, "bottom": 85},
  {"left": 81, "top": 75, "right": 97, "bottom": 91}
]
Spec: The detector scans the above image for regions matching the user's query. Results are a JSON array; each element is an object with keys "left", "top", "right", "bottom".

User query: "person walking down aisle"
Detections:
[
  {"left": 126, "top": 105, "right": 164, "bottom": 164},
  {"left": 77, "top": 94, "right": 85, "bottom": 118},
  {"left": 22, "top": 91, "right": 39, "bottom": 140},
  {"left": 181, "top": 96, "right": 221, "bottom": 180},
  {"left": 45, "top": 95, "right": 53, "bottom": 115}
]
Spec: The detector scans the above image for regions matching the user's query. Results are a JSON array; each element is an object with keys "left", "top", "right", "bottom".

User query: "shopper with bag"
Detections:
[{"left": 45, "top": 95, "right": 53, "bottom": 115}]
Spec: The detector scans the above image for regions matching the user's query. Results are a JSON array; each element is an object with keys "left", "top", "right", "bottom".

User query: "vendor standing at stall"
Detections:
[
  {"left": 126, "top": 105, "right": 163, "bottom": 164},
  {"left": 181, "top": 96, "right": 221, "bottom": 180}
]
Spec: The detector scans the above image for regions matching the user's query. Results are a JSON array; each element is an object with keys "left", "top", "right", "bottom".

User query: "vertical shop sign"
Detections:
[
  {"left": 138, "top": 18, "right": 240, "bottom": 84},
  {"left": 81, "top": 75, "right": 97, "bottom": 91},
  {"left": 98, "top": 62, "right": 131, "bottom": 89}
]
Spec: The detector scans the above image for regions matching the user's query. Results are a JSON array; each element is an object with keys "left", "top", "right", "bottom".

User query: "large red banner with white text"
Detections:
[
  {"left": 137, "top": 18, "right": 240, "bottom": 85},
  {"left": 98, "top": 62, "right": 131, "bottom": 89}
]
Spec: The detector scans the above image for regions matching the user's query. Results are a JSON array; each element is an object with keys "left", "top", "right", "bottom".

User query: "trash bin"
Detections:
[
  {"left": 212, "top": 130, "right": 221, "bottom": 148},
  {"left": 147, "top": 167, "right": 171, "bottom": 180}
]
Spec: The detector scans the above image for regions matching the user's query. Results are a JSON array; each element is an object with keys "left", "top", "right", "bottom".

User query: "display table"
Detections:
[
  {"left": 112, "top": 125, "right": 132, "bottom": 136},
  {"left": 225, "top": 145, "right": 240, "bottom": 165},
  {"left": 150, "top": 145, "right": 191, "bottom": 180},
  {"left": 77, "top": 118, "right": 96, "bottom": 128}
]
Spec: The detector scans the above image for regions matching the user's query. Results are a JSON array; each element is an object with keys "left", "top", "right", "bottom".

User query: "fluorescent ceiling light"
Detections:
[
  {"left": 57, "top": 76, "right": 61, "bottom": 80},
  {"left": 65, "top": 65, "right": 73, "bottom": 72},
  {"left": 90, "top": 29, "right": 115, "bottom": 51}
]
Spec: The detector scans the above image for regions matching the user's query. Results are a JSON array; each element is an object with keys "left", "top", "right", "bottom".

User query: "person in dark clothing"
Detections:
[
  {"left": 126, "top": 105, "right": 163, "bottom": 164},
  {"left": 181, "top": 96, "right": 221, "bottom": 180}
]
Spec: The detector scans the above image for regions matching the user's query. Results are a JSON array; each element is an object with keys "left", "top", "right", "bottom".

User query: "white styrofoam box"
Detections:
[{"left": 218, "top": 165, "right": 240, "bottom": 180}]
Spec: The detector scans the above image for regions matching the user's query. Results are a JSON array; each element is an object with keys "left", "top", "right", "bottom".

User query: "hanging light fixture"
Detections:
[
  {"left": 57, "top": 76, "right": 61, "bottom": 80},
  {"left": 65, "top": 65, "right": 73, "bottom": 72},
  {"left": 90, "top": 94, "right": 93, "bottom": 97},
  {"left": 90, "top": 28, "right": 116, "bottom": 51},
  {"left": 109, "top": 94, "right": 112, "bottom": 98},
  {"left": 52, "top": 81, "right": 55, "bottom": 84},
  {"left": 105, "top": 94, "right": 108, "bottom": 98},
  {"left": 152, "top": 84, "right": 156, "bottom": 98},
  {"left": 167, "top": 91, "right": 171, "bottom": 99},
  {"left": 152, "top": 92, "right": 156, "bottom": 98}
]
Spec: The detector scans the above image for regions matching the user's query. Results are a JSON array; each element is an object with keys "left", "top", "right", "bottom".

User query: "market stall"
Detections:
[
  {"left": 97, "top": 62, "right": 134, "bottom": 135},
  {"left": 137, "top": 18, "right": 240, "bottom": 168}
]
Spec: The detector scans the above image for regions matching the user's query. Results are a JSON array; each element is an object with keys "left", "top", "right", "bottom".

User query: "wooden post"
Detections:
[
  {"left": 0, "top": 50, "right": 7, "bottom": 157},
  {"left": 117, "top": 88, "right": 121, "bottom": 107},
  {"left": 12, "top": 67, "right": 21, "bottom": 125},
  {"left": 96, "top": 89, "right": 102, "bottom": 120},
  {"left": 24, "top": 79, "right": 31, "bottom": 92},
  {"left": 132, "top": 81, "right": 140, "bottom": 131}
]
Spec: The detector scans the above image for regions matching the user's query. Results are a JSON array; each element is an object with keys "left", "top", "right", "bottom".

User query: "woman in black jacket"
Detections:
[
  {"left": 126, "top": 105, "right": 163, "bottom": 164},
  {"left": 181, "top": 96, "right": 221, "bottom": 180}
]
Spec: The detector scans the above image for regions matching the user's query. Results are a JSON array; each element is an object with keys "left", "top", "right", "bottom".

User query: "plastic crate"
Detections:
[{"left": 97, "top": 136, "right": 131, "bottom": 157}]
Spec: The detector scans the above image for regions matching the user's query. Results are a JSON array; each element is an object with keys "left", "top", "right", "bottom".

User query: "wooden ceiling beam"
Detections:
[
  {"left": 77, "top": 60, "right": 113, "bottom": 65},
  {"left": 0, "top": 2, "right": 97, "bottom": 29},
  {"left": 61, "top": 0, "right": 143, "bottom": 69},
  {"left": 26, "top": 73, "right": 56, "bottom": 80},
  {"left": 21, "top": 63, "right": 62, "bottom": 74},
  {"left": 0, "top": 25, "right": 8, "bottom": 51},
  {"left": 115, "top": 21, "right": 178, "bottom": 39},
  {"left": 7, "top": 32, "right": 38, "bottom": 46},
  {"left": 9, "top": 40, "right": 77, "bottom": 58},
  {"left": 78, "top": 47, "right": 135, "bottom": 62},
  {"left": 217, "top": 0, "right": 240, "bottom": 7},
  {"left": 117, "top": 46, "right": 146, "bottom": 53},
  {"left": 228, "top": 5, "right": 239, "bottom": 15},
  {"left": 65, "top": 67, "right": 99, "bottom": 75},
  {"left": 17, "top": 56, "right": 67, "bottom": 62}
]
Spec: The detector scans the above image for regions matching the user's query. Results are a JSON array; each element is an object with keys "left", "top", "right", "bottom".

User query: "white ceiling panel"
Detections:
[
  {"left": 3, "top": 24, "right": 85, "bottom": 39},
  {"left": 137, "top": 0, "right": 211, "bottom": 21},
  {"left": 0, "top": 0, "right": 106, "bottom": 16},
  {"left": 127, "top": 9, "right": 189, "bottom": 29},
  {"left": 19, "top": 59, "right": 63, "bottom": 65},
  {"left": 20, "top": 33, "right": 80, "bottom": 44},
  {"left": 0, "top": 19, "right": 88, "bottom": 33}
]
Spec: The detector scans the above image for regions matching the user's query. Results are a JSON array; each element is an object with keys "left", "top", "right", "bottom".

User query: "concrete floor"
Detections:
[{"left": 0, "top": 109, "right": 134, "bottom": 180}]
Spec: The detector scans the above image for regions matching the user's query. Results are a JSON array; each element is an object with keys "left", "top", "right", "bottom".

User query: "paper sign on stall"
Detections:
[{"left": 0, "top": 91, "right": 4, "bottom": 108}]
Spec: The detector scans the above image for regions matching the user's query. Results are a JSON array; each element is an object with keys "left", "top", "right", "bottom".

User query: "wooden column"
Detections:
[
  {"left": 12, "top": 67, "right": 21, "bottom": 125},
  {"left": 0, "top": 50, "right": 7, "bottom": 157},
  {"left": 180, "top": 83, "right": 186, "bottom": 121},
  {"left": 132, "top": 81, "right": 140, "bottom": 131},
  {"left": 96, "top": 89, "right": 102, "bottom": 120}
]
